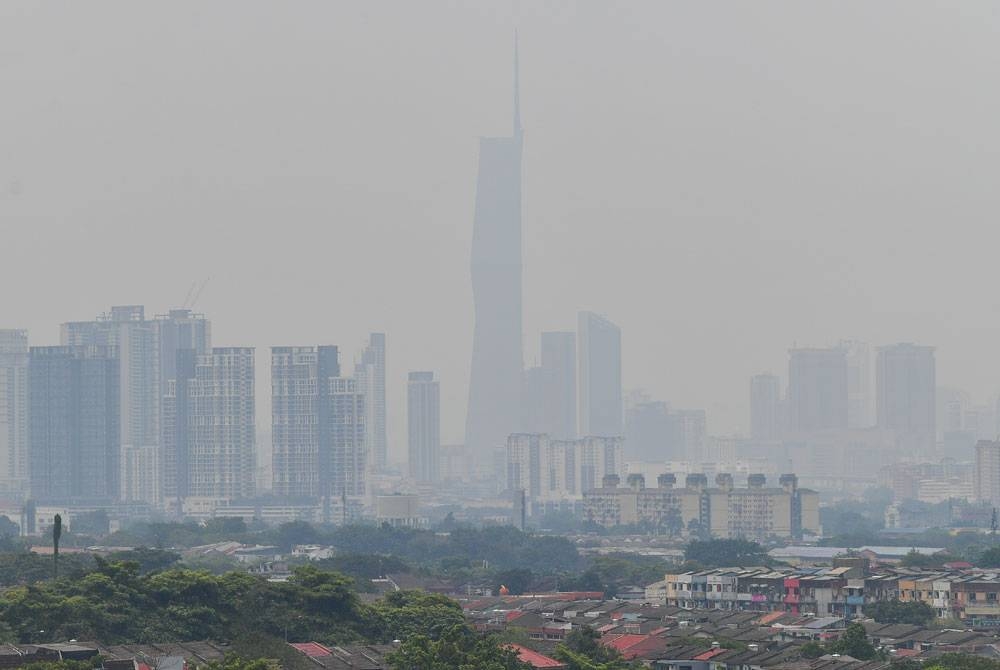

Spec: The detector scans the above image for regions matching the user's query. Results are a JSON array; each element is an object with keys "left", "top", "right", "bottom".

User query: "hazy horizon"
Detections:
[{"left": 5, "top": 2, "right": 1000, "bottom": 463}]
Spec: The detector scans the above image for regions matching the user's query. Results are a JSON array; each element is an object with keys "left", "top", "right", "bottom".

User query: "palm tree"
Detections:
[{"left": 52, "top": 514, "right": 62, "bottom": 579}]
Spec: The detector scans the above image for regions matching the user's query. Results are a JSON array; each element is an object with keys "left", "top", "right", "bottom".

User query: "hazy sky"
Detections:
[{"left": 4, "top": 2, "right": 1000, "bottom": 462}]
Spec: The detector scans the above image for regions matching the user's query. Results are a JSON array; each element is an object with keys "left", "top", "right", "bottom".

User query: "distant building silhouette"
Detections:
[
  {"left": 0, "top": 330, "right": 28, "bottom": 498},
  {"left": 841, "top": 340, "right": 873, "bottom": 429},
  {"left": 28, "top": 345, "right": 119, "bottom": 502},
  {"left": 625, "top": 400, "right": 671, "bottom": 461},
  {"left": 877, "top": 343, "right": 936, "bottom": 457},
  {"left": 788, "top": 347, "right": 848, "bottom": 434},
  {"left": 356, "top": 333, "right": 387, "bottom": 472},
  {"left": 578, "top": 311, "right": 622, "bottom": 437},
  {"left": 540, "top": 332, "right": 577, "bottom": 440},
  {"left": 750, "top": 373, "right": 781, "bottom": 441},
  {"left": 407, "top": 371, "right": 440, "bottom": 483},
  {"left": 466, "top": 42, "right": 524, "bottom": 461}
]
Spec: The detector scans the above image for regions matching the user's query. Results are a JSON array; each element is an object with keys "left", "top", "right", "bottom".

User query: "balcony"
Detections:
[{"left": 965, "top": 604, "right": 1000, "bottom": 616}]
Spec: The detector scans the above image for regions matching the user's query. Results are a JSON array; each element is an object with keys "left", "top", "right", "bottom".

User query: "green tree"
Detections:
[
  {"left": 369, "top": 591, "right": 465, "bottom": 642},
  {"left": 553, "top": 626, "right": 633, "bottom": 670},
  {"left": 977, "top": 546, "right": 1000, "bottom": 568},
  {"left": 863, "top": 600, "right": 935, "bottom": 625},
  {"left": 799, "top": 641, "right": 825, "bottom": 659},
  {"left": 385, "top": 625, "right": 529, "bottom": 670},
  {"left": 827, "top": 622, "right": 877, "bottom": 661}
]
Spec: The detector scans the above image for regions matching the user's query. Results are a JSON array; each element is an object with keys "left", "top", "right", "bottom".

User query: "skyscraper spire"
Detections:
[{"left": 513, "top": 30, "right": 522, "bottom": 137}]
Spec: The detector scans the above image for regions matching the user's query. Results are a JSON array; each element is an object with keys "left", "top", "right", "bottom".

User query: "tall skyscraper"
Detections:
[
  {"left": 271, "top": 346, "right": 366, "bottom": 502},
  {"left": 750, "top": 373, "right": 781, "bottom": 440},
  {"left": 190, "top": 348, "right": 256, "bottom": 499},
  {"left": 578, "top": 311, "right": 622, "bottom": 437},
  {"left": 356, "top": 333, "right": 387, "bottom": 472},
  {"left": 877, "top": 343, "right": 936, "bottom": 457},
  {"left": 540, "top": 332, "right": 576, "bottom": 440},
  {"left": 788, "top": 347, "right": 848, "bottom": 434},
  {"left": 28, "top": 346, "right": 119, "bottom": 502},
  {"left": 0, "top": 331, "right": 28, "bottom": 498},
  {"left": 465, "top": 43, "right": 524, "bottom": 461},
  {"left": 841, "top": 340, "right": 873, "bottom": 429},
  {"left": 407, "top": 371, "right": 440, "bottom": 483}
]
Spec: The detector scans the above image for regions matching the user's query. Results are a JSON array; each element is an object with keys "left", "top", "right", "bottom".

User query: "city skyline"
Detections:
[{"left": 8, "top": 3, "right": 1000, "bottom": 455}]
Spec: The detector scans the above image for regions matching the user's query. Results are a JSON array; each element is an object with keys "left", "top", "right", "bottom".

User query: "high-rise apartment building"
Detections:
[
  {"left": 0, "top": 331, "right": 29, "bottom": 498},
  {"left": 466, "top": 46, "right": 524, "bottom": 461},
  {"left": 271, "top": 346, "right": 366, "bottom": 502},
  {"left": 189, "top": 348, "right": 256, "bottom": 500},
  {"left": 975, "top": 440, "right": 1000, "bottom": 507},
  {"left": 877, "top": 343, "right": 936, "bottom": 457},
  {"left": 578, "top": 311, "right": 622, "bottom": 437},
  {"left": 788, "top": 347, "right": 848, "bottom": 434},
  {"left": 750, "top": 373, "right": 781, "bottom": 441},
  {"left": 28, "top": 346, "right": 119, "bottom": 502},
  {"left": 356, "top": 333, "right": 387, "bottom": 472},
  {"left": 407, "top": 371, "right": 440, "bottom": 483}
]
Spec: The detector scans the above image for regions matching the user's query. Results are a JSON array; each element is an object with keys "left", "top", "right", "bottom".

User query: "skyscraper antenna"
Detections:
[{"left": 513, "top": 30, "right": 522, "bottom": 137}]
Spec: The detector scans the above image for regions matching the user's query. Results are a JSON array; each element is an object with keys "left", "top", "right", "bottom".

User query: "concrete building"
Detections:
[
  {"left": 505, "top": 433, "right": 623, "bottom": 512},
  {"left": 466, "top": 46, "right": 524, "bottom": 463},
  {"left": 356, "top": 333, "right": 387, "bottom": 472},
  {"left": 975, "top": 440, "right": 1000, "bottom": 507},
  {"left": 788, "top": 347, "right": 848, "bottom": 434},
  {"left": 750, "top": 374, "right": 780, "bottom": 441},
  {"left": 186, "top": 348, "right": 255, "bottom": 500},
  {"left": 407, "top": 371, "right": 440, "bottom": 483},
  {"left": 28, "top": 346, "right": 119, "bottom": 502},
  {"left": 578, "top": 311, "right": 622, "bottom": 437},
  {"left": 271, "top": 346, "right": 366, "bottom": 504},
  {"left": 0, "top": 330, "right": 29, "bottom": 498},
  {"left": 877, "top": 343, "right": 936, "bottom": 458},
  {"left": 583, "top": 472, "right": 819, "bottom": 540}
]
